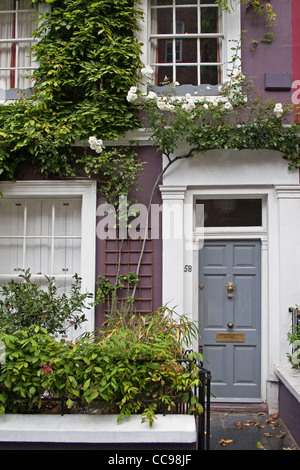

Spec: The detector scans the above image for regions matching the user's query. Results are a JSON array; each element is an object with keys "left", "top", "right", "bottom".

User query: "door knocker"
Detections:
[{"left": 226, "top": 281, "right": 235, "bottom": 298}]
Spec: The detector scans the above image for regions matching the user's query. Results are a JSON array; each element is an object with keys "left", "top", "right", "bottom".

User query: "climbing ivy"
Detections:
[{"left": 0, "top": 0, "right": 144, "bottom": 183}]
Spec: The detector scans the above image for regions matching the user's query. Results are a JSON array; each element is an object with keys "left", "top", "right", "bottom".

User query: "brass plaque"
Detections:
[{"left": 216, "top": 332, "right": 245, "bottom": 343}]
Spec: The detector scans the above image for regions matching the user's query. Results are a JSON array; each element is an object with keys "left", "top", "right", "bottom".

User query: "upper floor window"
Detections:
[
  {"left": 138, "top": 0, "right": 241, "bottom": 93},
  {"left": 150, "top": 0, "right": 222, "bottom": 86},
  {"left": 0, "top": 0, "right": 38, "bottom": 98}
]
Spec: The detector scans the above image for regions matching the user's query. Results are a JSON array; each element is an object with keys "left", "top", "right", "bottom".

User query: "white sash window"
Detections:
[
  {"left": 150, "top": 0, "right": 223, "bottom": 86},
  {"left": 0, "top": 0, "right": 38, "bottom": 96},
  {"left": 0, "top": 198, "right": 81, "bottom": 291},
  {"left": 0, "top": 181, "right": 97, "bottom": 334},
  {"left": 137, "top": 0, "right": 241, "bottom": 92}
]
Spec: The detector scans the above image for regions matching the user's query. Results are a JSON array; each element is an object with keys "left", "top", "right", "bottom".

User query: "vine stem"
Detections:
[{"left": 131, "top": 146, "right": 200, "bottom": 300}]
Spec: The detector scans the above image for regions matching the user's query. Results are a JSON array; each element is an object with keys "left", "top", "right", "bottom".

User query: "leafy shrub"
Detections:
[
  {"left": 0, "top": 309, "right": 203, "bottom": 424},
  {"left": 0, "top": 269, "right": 92, "bottom": 336},
  {"left": 287, "top": 307, "right": 300, "bottom": 368}
]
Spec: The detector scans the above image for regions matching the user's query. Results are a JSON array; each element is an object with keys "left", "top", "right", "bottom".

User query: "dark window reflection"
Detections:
[{"left": 196, "top": 199, "right": 262, "bottom": 227}]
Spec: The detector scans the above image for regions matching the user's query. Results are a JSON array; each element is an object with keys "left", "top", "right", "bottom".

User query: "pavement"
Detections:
[{"left": 208, "top": 406, "right": 298, "bottom": 451}]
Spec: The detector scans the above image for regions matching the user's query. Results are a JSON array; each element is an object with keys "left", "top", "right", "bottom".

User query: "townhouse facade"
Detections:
[{"left": 0, "top": 0, "right": 300, "bottom": 427}]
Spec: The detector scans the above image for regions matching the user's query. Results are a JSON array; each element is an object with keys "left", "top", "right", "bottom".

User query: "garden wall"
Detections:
[
  {"left": 275, "top": 364, "right": 300, "bottom": 447},
  {"left": 0, "top": 414, "right": 197, "bottom": 450}
]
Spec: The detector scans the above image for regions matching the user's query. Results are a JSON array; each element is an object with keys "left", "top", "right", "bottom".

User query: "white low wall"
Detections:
[
  {"left": 275, "top": 364, "right": 300, "bottom": 404},
  {"left": 0, "top": 414, "right": 197, "bottom": 448}
]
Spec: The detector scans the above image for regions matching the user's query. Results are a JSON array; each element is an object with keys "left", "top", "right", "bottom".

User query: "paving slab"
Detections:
[{"left": 209, "top": 411, "right": 298, "bottom": 451}]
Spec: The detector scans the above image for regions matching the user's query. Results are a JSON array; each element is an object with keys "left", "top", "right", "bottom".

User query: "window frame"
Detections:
[
  {"left": 0, "top": 1, "right": 47, "bottom": 101},
  {"left": 0, "top": 180, "right": 97, "bottom": 333},
  {"left": 137, "top": 0, "right": 241, "bottom": 95}
]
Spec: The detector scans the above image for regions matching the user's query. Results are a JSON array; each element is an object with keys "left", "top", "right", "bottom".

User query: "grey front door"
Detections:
[{"left": 199, "top": 240, "right": 261, "bottom": 401}]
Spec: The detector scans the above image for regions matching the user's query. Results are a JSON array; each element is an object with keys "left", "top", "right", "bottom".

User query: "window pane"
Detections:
[
  {"left": 53, "top": 239, "right": 81, "bottom": 276},
  {"left": 181, "top": 38, "right": 197, "bottom": 62},
  {"left": 156, "top": 65, "right": 173, "bottom": 85},
  {"left": 196, "top": 199, "right": 262, "bottom": 227},
  {"left": 152, "top": 0, "right": 172, "bottom": 5},
  {"left": 54, "top": 199, "right": 81, "bottom": 237},
  {"left": 0, "top": 239, "right": 23, "bottom": 274},
  {"left": 201, "top": 7, "right": 219, "bottom": 33},
  {"left": 176, "top": 0, "right": 197, "bottom": 4},
  {"left": 152, "top": 38, "right": 173, "bottom": 63},
  {"left": 26, "top": 200, "right": 52, "bottom": 236},
  {"left": 200, "top": 65, "right": 218, "bottom": 84},
  {"left": 0, "top": 200, "right": 24, "bottom": 236},
  {"left": 176, "top": 66, "right": 197, "bottom": 85},
  {"left": 176, "top": 8, "right": 197, "bottom": 34},
  {"left": 25, "top": 238, "right": 51, "bottom": 274},
  {"left": 201, "top": 38, "right": 219, "bottom": 62},
  {"left": 151, "top": 7, "right": 172, "bottom": 34}
]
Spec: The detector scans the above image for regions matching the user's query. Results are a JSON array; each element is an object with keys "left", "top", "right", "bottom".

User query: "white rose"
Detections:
[
  {"left": 88, "top": 136, "right": 97, "bottom": 144},
  {"left": 146, "top": 91, "right": 157, "bottom": 100},
  {"left": 141, "top": 65, "right": 153, "bottom": 76},
  {"left": 182, "top": 100, "right": 195, "bottom": 112},
  {"left": 157, "top": 101, "right": 175, "bottom": 111},
  {"left": 224, "top": 101, "right": 233, "bottom": 110},
  {"left": 274, "top": 103, "right": 283, "bottom": 117}
]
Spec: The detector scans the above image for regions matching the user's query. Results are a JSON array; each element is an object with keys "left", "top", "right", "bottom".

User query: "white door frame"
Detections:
[{"left": 160, "top": 184, "right": 283, "bottom": 406}]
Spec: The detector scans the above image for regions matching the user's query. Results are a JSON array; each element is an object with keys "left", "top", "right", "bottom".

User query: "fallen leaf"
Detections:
[
  {"left": 218, "top": 439, "right": 233, "bottom": 446},
  {"left": 256, "top": 441, "right": 265, "bottom": 449},
  {"left": 236, "top": 421, "right": 245, "bottom": 429},
  {"left": 282, "top": 444, "right": 297, "bottom": 450}
]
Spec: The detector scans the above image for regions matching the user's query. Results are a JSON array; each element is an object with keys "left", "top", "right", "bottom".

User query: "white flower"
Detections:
[
  {"left": 291, "top": 350, "right": 300, "bottom": 366},
  {"left": 141, "top": 65, "right": 154, "bottom": 77},
  {"left": 224, "top": 101, "right": 233, "bottom": 110},
  {"left": 274, "top": 102, "right": 283, "bottom": 118},
  {"left": 203, "top": 103, "right": 209, "bottom": 110},
  {"left": 88, "top": 136, "right": 104, "bottom": 153},
  {"left": 88, "top": 136, "right": 97, "bottom": 145},
  {"left": 157, "top": 100, "right": 175, "bottom": 111},
  {"left": 181, "top": 94, "right": 196, "bottom": 112},
  {"left": 174, "top": 81, "right": 180, "bottom": 87},
  {"left": 146, "top": 91, "right": 157, "bottom": 100},
  {"left": 182, "top": 100, "right": 195, "bottom": 113},
  {"left": 127, "top": 86, "right": 138, "bottom": 102}
]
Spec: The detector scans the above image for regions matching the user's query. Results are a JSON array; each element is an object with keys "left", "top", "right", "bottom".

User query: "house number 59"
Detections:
[{"left": 184, "top": 265, "right": 192, "bottom": 272}]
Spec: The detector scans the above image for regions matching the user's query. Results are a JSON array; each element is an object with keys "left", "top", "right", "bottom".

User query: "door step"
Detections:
[{"left": 210, "top": 402, "right": 268, "bottom": 413}]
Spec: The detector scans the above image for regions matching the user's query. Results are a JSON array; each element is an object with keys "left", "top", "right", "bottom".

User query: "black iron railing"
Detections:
[{"left": 178, "top": 352, "right": 211, "bottom": 450}]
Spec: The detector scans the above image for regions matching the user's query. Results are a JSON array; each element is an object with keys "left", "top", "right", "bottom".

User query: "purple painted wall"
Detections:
[
  {"left": 241, "top": 0, "right": 293, "bottom": 104},
  {"left": 95, "top": 146, "right": 163, "bottom": 328},
  {"left": 279, "top": 382, "right": 300, "bottom": 448}
]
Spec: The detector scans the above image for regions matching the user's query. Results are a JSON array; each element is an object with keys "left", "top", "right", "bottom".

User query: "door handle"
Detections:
[
  {"left": 226, "top": 281, "right": 235, "bottom": 298},
  {"left": 227, "top": 322, "right": 234, "bottom": 329}
]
